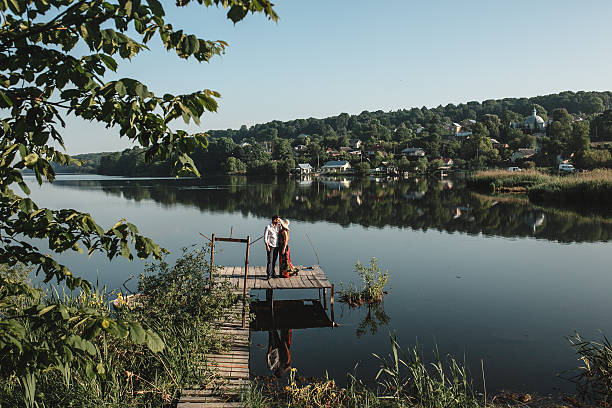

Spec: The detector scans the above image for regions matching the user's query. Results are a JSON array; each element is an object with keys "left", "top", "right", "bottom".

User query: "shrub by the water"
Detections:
[
  {"left": 339, "top": 257, "right": 389, "bottom": 307},
  {"left": 0, "top": 247, "right": 239, "bottom": 407}
]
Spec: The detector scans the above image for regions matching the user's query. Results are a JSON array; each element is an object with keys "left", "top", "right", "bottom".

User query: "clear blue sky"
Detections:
[{"left": 66, "top": 0, "right": 612, "bottom": 154}]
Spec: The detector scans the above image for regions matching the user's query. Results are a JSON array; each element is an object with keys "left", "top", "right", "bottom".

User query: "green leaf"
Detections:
[
  {"left": 98, "top": 54, "right": 118, "bottom": 72},
  {"left": 37, "top": 304, "right": 56, "bottom": 316},
  {"left": 146, "top": 0, "right": 164, "bottom": 17},
  {"left": 24, "top": 153, "right": 38, "bottom": 166},
  {"left": 85, "top": 362, "right": 95, "bottom": 379},
  {"left": 128, "top": 321, "right": 146, "bottom": 343},
  {"left": 145, "top": 329, "right": 164, "bottom": 353},
  {"left": 115, "top": 81, "right": 127, "bottom": 97}
]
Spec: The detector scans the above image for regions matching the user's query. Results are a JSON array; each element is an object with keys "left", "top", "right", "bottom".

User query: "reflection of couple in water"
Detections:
[
  {"left": 264, "top": 215, "right": 297, "bottom": 279},
  {"left": 267, "top": 328, "right": 292, "bottom": 377}
]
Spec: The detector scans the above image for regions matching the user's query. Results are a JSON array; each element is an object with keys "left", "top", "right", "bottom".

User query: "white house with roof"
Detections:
[
  {"left": 296, "top": 163, "right": 313, "bottom": 175},
  {"left": 348, "top": 139, "right": 362, "bottom": 149},
  {"left": 320, "top": 160, "right": 351, "bottom": 173},
  {"left": 401, "top": 147, "right": 426, "bottom": 157}
]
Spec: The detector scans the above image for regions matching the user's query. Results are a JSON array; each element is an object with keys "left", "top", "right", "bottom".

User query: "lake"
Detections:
[{"left": 26, "top": 174, "right": 612, "bottom": 395}]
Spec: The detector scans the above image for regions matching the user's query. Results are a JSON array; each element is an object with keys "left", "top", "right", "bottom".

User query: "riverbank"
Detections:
[{"left": 467, "top": 169, "right": 612, "bottom": 208}]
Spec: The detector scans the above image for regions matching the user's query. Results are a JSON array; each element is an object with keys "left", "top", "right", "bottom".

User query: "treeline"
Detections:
[
  {"left": 208, "top": 90, "right": 612, "bottom": 142},
  {"left": 52, "top": 176, "right": 612, "bottom": 243},
  {"left": 93, "top": 91, "right": 612, "bottom": 176}
]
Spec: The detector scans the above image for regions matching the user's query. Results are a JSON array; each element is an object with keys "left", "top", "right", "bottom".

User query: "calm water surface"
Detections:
[{"left": 27, "top": 174, "right": 612, "bottom": 395}]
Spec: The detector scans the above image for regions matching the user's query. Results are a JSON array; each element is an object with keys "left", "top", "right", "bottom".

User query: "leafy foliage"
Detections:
[
  {"left": 0, "top": 247, "right": 240, "bottom": 407},
  {"left": 0, "top": 0, "right": 277, "bottom": 406}
]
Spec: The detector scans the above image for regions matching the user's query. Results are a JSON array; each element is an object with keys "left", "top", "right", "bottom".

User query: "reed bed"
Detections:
[
  {"left": 567, "top": 333, "right": 612, "bottom": 405},
  {"left": 468, "top": 169, "right": 612, "bottom": 207}
]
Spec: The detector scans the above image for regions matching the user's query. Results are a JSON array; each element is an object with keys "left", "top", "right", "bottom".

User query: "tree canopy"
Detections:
[{"left": 0, "top": 0, "right": 277, "bottom": 404}]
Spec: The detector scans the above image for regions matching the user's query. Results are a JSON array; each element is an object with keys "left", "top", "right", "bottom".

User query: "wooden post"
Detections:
[
  {"left": 323, "top": 288, "right": 327, "bottom": 310},
  {"left": 330, "top": 284, "right": 335, "bottom": 326},
  {"left": 209, "top": 234, "right": 215, "bottom": 291},
  {"left": 242, "top": 235, "right": 250, "bottom": 329}
]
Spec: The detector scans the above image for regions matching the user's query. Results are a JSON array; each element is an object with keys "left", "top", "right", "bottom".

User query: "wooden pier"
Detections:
[{"left": 177, "top": 265, "right": 333, "bottom": 407}]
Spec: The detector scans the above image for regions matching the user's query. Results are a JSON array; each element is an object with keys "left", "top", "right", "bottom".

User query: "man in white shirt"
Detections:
[{"left": 264, "top": 215, "right": 280, "bottom": 279}]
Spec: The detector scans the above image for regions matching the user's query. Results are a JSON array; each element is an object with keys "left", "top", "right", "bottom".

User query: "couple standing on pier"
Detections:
[{"left": 264, "top": 215, "right": 297, "bottom": 279}]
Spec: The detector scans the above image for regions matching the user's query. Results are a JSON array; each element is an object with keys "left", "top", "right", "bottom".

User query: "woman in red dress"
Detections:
[{"left": 278, "top": 219, "right": 295, "bottom": 278}]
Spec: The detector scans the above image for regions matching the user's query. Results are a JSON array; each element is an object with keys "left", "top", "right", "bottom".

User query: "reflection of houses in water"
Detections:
[
  {"left": 439, "top": 179, "right": 454, "bottom": 190},
  {"left": 321, "top": 177, "right": 351, "bottom": 190},
  {"left": 524, "top": 210, "right": 545, "bottom": 233},
  {"left": 452, "top": 206, "right": 475, "bottom": 222},
  {"left": 297, "top": 176, "right": 313, "bottom": 188}
]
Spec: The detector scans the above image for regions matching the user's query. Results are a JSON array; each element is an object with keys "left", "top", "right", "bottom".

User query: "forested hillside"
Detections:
[{"left": 96, "top": 91, "right": 612, "bottom": 176}]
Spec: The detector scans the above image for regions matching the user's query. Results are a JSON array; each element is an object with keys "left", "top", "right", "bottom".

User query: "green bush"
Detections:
[
  {"left": 339, "top": 257, "right": 389, "bottom": 306},
  {"left": 0, "top": 247, "right": 239, "bottom": 407}
]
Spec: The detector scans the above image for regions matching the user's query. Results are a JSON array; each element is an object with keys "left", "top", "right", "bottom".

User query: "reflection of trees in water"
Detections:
[
  {"left": 52, "top": 176, "right": 612, "bottom": 243},
  {"left": 356, "top": 303, "right": 390, "bottom": 338}
]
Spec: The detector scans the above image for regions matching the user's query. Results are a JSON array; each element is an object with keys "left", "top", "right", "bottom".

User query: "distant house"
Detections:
[
  {"left": 456, "top": 131, "right": 472, "bottom": 138},
  {"left": 415, "top": 126, "right": 425, "bottom": 134},
  {"left": 296, "top": 163, "right": 313, "bottom": 175},
  {"left": 490, "top": 138, "right": 509, "bottom": 150},
  {"left": 321, "top": 160, "right": 351, "bottom": 173},
  {"left": 348, "top": 139, "right": 362, "bottom": 149},
  {"left": 366, "top": 144, "right": 385, "bottom": 156},
  {"left": 511, "top": 148, "right": 537, "bottom": 163},
  {"left": 449, "top": 122, "right": 462, "bottom": 135},
  {"left": 439, "top": 158, "right": 454, "bottom": 169},
  {"left": 326, "top": 148, "right": 341, "bottom": 158},
  {"left": 401, "top": 147, "right": 426, "bottom": 157},
  {"left": 240, "top": 142, "right": 251, "bottom": 148}
]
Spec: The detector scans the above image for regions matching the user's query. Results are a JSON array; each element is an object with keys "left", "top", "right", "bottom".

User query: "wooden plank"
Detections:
[{"left": 214, "top": 237, "right": 249, "bottom": 243}]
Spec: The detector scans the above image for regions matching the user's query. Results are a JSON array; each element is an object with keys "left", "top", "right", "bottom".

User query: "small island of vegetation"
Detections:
[{"left": 467, "top": 169, "right": 612, "bottom": 209}]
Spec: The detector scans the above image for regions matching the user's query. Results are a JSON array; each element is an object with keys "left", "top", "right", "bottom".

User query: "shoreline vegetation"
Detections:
[
  {"left": 2, "top": 252, "right": 610, "bottom": 407},
  {"left": 467, "top": 169, "right": 612, "bottom": 208}
]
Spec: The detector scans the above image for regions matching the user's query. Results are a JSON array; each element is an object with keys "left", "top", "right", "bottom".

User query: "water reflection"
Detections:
[
  {"left": 355, "top": 303, "right": 390, "bottom": 338},
  {"left": 267, "top": 329, "right": 292, "bottom": 378},
  {"left": 251, "top": 292, "right": 334, "bottom": 378},
  {"left": 49, "top": 175, "right": 612, "bottom": 243}
]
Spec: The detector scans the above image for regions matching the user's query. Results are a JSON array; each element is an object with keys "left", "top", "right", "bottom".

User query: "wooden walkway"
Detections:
[
  {"left": 178, "top": 264, "right": 332, "bottom": 407},
  {"left": 216, "top": 265, "right": 332, "bottom": 290}
]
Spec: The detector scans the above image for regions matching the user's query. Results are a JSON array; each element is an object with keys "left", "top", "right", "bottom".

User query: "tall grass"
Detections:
[
  {"left": 467, "top": 169, "right": 549, "bottom": 192},
  {"left": 468, "top": 169, "right": 612, "bottom": 208},
  {"left": 567, "top": 332, "right": 612, "bottom": 404},
  {"left": 528, "top": 169, "right": 612, "bottom": 206},
  {"left": 256, "top": 335, "right": 483, "bottom": 408}
]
